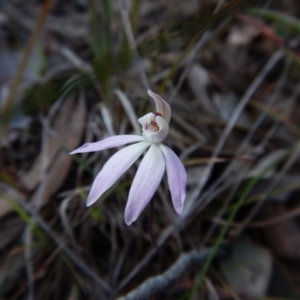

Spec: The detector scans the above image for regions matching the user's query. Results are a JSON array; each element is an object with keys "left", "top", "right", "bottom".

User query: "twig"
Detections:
[
  {"left": 169, "top": 31, "right": 211, "bottom": 105},
  {"left": 116, "top": 225, "right": 174, "bottom": 293},
  {"left": 1, "top": 0, "right": 53, "bottom": 136},
  {"left": 212, "top": 203, "right": 300, "bottom": 228},
  {"left": 116, "top": 248, "right": 223, "bottom": 300},
  {"left": 115, "top": 89, "right": 141, "bottom": 134},
  {"left": 169, "top": 0, "right": 226, "bottom": 104},
  {"left": 24, "top": 226, "right": 34, "bottom": 300},
  {"left": 199, "top": 59, "right": 290, "bottom": 246},
  {"left": 18, "top": 199, "right": 111, "bottom": 295},
  {"left": 233, "top": 141, "right": 300, "bottom": 236},
  {"left": 184, "top": 50, "right": 284, "bottom": 217},
  {"left": 118, "top": 0, "right": 149, "bottom": 90},
  {"left": 148, "top": 196, "right": 158, "bottom": 250},
  {"left": 2, "top": 3, "right": 53, "bottom": 298}
]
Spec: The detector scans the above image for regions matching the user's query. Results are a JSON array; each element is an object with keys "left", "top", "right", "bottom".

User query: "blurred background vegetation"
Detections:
[{"left": 1, "top": 0, "right": 300, "bottom": 299}]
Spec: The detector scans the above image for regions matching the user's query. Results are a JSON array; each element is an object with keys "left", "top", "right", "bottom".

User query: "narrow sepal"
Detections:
[
  {"left": 86, "top": 142, "right": 151, "bottom": 206},
  {"left": 124, "top": 144, "right": 165, "bottom": 225},
  {"left": 147, "top": 89, "right": 171, "bottom": 124},
  {"left": 160, "top": 144, "right": 186, "bottom": 215},
  {"left": 70, "top": 135, "right": 145, "bottom": 154}
]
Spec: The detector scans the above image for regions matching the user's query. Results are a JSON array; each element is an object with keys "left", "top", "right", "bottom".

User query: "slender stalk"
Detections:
[{"left": 1, "top": 0, "right": 53, "bottom": 138}]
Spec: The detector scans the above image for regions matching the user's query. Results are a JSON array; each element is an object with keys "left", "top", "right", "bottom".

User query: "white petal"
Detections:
[
  {"left": 70, "top": 135, "right": 145, "bottom": 154},
  {"left": 160, "top": 144, "right": 186, "bottom": 215},
  {"left": 86, "top": 142, "right": 151, "bottom": 206},
  {"left": 142, "top": 116, "right": 169, "bottom": 143},
  {"left": 147, "top": 89, "right": 171, "bottom": 124},
  {"left": 124, "top": 144, "right": 165, "bottom": 225},
  {"left": 138, "top": 112, "right": 153, "bottom": 128}
]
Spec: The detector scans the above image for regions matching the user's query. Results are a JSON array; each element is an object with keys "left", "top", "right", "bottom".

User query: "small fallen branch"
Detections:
[{"left": 117, "top": 248, "right": 224, "bottom": 300}]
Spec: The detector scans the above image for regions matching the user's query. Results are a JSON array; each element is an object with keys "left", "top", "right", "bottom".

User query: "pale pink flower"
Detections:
[{"left": 70, "top": 90, "right": 187, "bottom": 225}]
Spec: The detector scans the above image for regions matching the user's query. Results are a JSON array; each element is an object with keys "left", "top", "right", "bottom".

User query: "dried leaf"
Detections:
[
  {"left": 0, "top": 183, "right": 24, "bottom": 219},
  {"left": 247, "top": 174, "right": 300, "bottom": 203},
  {"left": 0, "top": 44, "right": 42, "bottom": 145},
  {"left": 227, "top": 24, "right": 259, "bottom": 47},
  {"left": 20, "top": 95, "right": 86, "bottom": 207},
  {"left": 188, "top": 64, "right": 216, "bottom": 115},
  {"left": 213, "top": 92, "right": 251, "bottom": 126},
  {"left": 221, "top": 238, "right": 272, "bottom": 297},
  {"left": 247, "top": 149, "right": 287, "bottom": 179}
]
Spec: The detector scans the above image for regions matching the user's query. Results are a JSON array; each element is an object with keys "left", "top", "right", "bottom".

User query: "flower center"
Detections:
[
  {"left": 145, "top": 112, "right": 162, "bottom": 132},
  {"left": 147, "top": 121, "right": 159, "bottom": 132}
]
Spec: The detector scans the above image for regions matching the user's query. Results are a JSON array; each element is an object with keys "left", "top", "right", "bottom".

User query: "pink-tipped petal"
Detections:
[
  {"left": 147, "top": 89, "right": 171, "bottom": 124},
  {"left": 70, "top": 135, "right": 145, "bottom": 155},
  {"left": 124, "top": 144, "right": 165, "bottom": 225},
  {"left": 160, "top": 144, "right": 186, "bottom": 215},
  {"left": 86, "top": 142, "right": 151, "bottom": 206}
]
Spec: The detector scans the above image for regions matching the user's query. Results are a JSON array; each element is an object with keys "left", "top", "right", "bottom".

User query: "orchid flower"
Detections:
[{"left": 70, "top": 90, "right": 187, "bottom": 225}]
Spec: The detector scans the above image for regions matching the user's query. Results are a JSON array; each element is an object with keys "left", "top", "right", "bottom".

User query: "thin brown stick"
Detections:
[
  {"left": 1, "top": 0, "right": 53, "bottom": 136},
  {"left": 212, "top": 203, "right": 300, "bottom": 228},
  {"left": 233, "top": 141, "right": 300, "bottom": 236},
  {"left": 117, "top": 248, "right": 224, "bottom": 300}
]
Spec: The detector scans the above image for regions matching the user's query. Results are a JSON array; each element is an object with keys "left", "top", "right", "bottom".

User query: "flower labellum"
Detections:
[{"left": 70, "top": 89, "right": 187, "bottom": 225}]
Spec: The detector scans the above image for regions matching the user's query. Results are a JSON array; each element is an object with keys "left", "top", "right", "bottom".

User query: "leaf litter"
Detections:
[{"left": 1, "top": 0, "right": 300, "bottom": 299}]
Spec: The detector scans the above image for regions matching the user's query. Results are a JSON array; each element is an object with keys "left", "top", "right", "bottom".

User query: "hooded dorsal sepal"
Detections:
[{"left": 147, "top": 89, "right": 171, "bottom": 124}]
